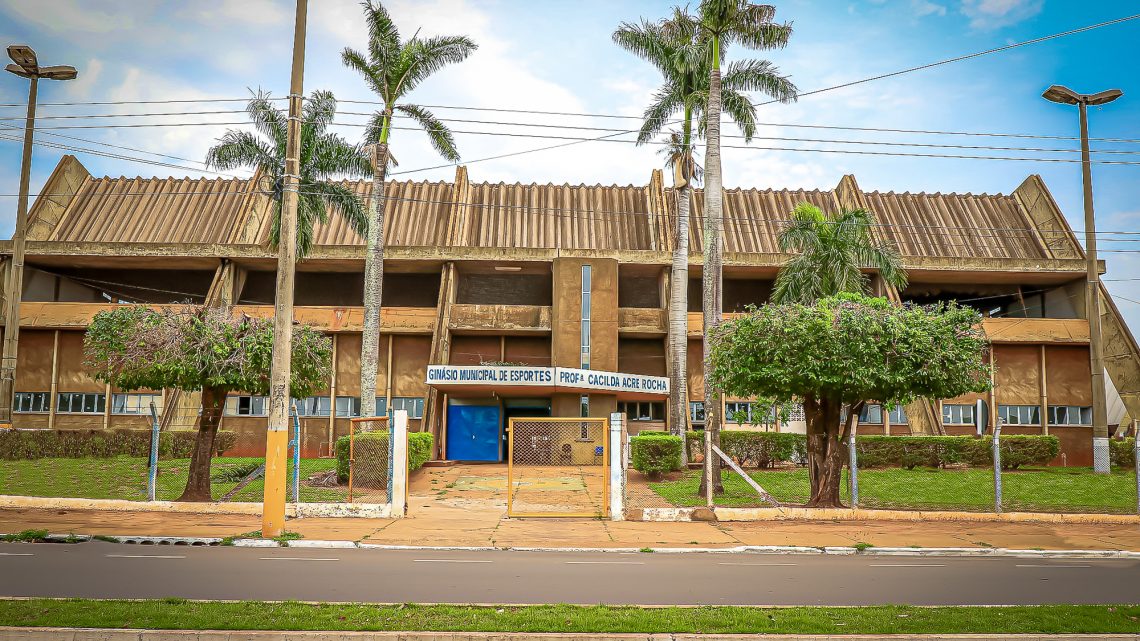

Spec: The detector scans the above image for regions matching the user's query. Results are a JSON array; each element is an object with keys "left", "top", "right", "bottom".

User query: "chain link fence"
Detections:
[
  {"left": 345, "top": 416, "right": 392, "bottom": 504},
  {"left": 631, "top": 428, "right": 1140, "bottom": 516},
  {"left": 508, "top": 418, "right": 608, "bottom": 517}
]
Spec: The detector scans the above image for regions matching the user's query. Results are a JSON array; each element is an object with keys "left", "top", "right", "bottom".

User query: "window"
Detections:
[
  {"left": 295, "top": 396, "right": 361, "bottom": 417},
  {"left": 583, "top": 262, "right": 592, "bottom": 367},
  {"left": 887, "top": 405, "right": 908, "bottom": 425},
  {"left": 112, "top": 393, "right": 163, "bottom": 415},
  {"left": 942, "top": 403, "right": 975, "bottom": 426},
  {"left": 618, "top": 401, "right": 665, "bottom": 421},
  {"left": 725, "top": 401, "right": 776, "bottom": 424},
  {"left": 1048, "top": 405, "right": 1092, "bottom": 426},
  {"left": 689, "top": 401, "right": 706, "bottom": 425},
  {"left": 858, "top": 404, "right": 884, "bottom": 424},
  {"left": 56, "top": 392, "right": 106, "bottom": 414},
  {"left": 224, "top": 395, "right": 268, "bottom": 416},
  {"left": 390, "top": 396, "right": 424, "bottom": 419},
  {"left": 14, "top": 392, "right": 49, "bottom": 413},
  {"left": 998, "top": 404, "right": 1041, "bottom": 426}
]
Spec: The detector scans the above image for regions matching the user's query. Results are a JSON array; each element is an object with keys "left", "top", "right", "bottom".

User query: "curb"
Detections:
[
  {"left": 0, "top": 629, "right": 1137, "bottom": 640},
  {"left": 0, "top": 496, "right": 391, "bottom": 519},
  {"left": 12, "top": 533, "right": 1140, "bottom": 559},
  {"left": 634, "top": 506, "right": 1140, "bottom": 525}
]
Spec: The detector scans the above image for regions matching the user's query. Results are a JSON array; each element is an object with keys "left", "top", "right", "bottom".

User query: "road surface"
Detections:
[{"left": 0, "top": 542, "right": 1134, "bottom": 606}]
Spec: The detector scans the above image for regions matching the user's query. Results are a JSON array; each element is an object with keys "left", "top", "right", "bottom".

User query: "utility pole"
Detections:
[
  {"left": 262, "top": 0, "right": 307, "bottom": 536},
  {"left": 0, "top": 46, "right": 75, "bottom": 426},
  {"left": 1042, "top": 84, "right": 1123, "bottom": 474}
]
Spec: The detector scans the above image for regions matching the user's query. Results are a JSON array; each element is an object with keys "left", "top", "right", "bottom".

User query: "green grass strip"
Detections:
[{"left": 1, "top": 599, "right": 1139, "bottom": 634}]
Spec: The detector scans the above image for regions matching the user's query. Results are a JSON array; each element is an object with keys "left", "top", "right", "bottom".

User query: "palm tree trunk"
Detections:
[
  {"left": 669, "top": 184, "right": 690, "bottom": 441},
  {"left": 359, "top": 142, "right": 389, "bottom": 418},
  {"left": 699, "top": 37, "right": 725, "bottom": 498}
]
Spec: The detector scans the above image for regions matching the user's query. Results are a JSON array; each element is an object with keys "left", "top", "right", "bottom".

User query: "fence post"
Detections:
[
  {"left": 992, "top": 422, "right": 1003, "bottom": 514},
  {"left": 848, "top": 431, "right": 859, "bottom": 508},
  {"left": 1133, "top": 430, "right": 1139, "bottom": 516},
  {"left": 147, "top": 402, "right": 161, "bottom": 502},
  {"left": 609, "top": 412, "right": 626, "bottom": 521},
  {"left": 289, "top": 402, "right": 301, "bottom": 505},
  {"left": 389, "top": 409, "right": 408, "bottom": 518}
]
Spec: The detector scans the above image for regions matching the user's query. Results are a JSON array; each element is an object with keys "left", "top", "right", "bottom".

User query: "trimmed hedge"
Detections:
[
  {"left": 683, "top": 430, "right": 1059, "bottom": 470},
  {"left": 1110, "top": 438, "right": 1136, "bottom": 469},
  {"left": 686, "top": 431, "right": 807, "bottom": 468},
  {"left": 0, "top": 429, "right": 236, "bottom": 460},
  {"left": 335, "top": 431, "right": 434, "bottom": 485},
  {"left": 630, "top": 432, "right": 683, "bottom": 479}
]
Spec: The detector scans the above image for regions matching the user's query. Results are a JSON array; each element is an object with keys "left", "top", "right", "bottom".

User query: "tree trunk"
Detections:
[
  {"left": 803, "top": 396, "right": 856, "bottom": 508},
  {"left": 699, "top": 38, "right": 725, "bottom": 498},
  {"left": 359, "top": 141, "right": 389, "bottom": 418},
  {"left": 668, "top": 183, "right": 690, "bottom": 440},
  {"left": 177, "top": 385, "right": 226, "bottom": 502}
]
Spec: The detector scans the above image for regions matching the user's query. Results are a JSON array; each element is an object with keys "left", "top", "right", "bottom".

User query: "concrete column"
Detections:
[
  {"left": 609, "top": 411, "right": 626, "bottom": 521},
  {"left": 390, "top": 409, "right": 408, "bottom": 518}
]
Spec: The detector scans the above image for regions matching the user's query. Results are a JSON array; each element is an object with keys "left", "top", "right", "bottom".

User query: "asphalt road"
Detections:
[{"left": 0, "top": 542, "right": 1135, "bottom": 606}]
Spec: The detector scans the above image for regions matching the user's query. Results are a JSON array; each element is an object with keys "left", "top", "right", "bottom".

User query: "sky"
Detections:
[{"left": 0, "top": 0, "right": 1137, "bottom": 329}]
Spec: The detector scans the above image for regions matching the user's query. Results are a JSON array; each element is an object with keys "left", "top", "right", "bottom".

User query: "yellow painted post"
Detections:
[{"left": 261, "top": 0, "right": 307, "bottom": 537}]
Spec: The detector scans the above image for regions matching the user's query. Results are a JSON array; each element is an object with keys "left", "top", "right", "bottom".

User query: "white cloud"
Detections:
[
  {"left": 960, "top": 0, "right": 1044, "bottom": 30},
  {"left": 182, "top": 0, "right": 290, "bottom": 27},
  {"left": 911, "top": 0, "right": 948, "bottom": 17},
  {"left": 5, "top": 0, "right": 134, "bottom": 33}
]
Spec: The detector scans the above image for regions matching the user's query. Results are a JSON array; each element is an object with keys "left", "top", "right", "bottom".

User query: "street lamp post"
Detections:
[
  {"left": 1, "top": 46, "right": 76, "bottom": 426},
  {"left": 1042, "top": 84, "right": 1123, "bottom": 474}
]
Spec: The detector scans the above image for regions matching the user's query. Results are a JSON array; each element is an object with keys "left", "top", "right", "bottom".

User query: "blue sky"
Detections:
[{"left": 0, "top": 0, "right": 1137, "bottom": 329}]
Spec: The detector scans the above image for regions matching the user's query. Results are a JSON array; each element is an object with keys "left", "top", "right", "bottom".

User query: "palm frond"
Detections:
[
  {"left": 205, "top": 130, "right": 278, "bottom": 173},
  {"left": 303, "top": 180, "right": 368, "bottom": 240},
  {"left": 720, "top": 88, "right": 757, "bottom": 141},
  {"left": 637, "top": 84, "right": 685, "bottom": 145},
  {"left": 362, "top": 0, "right": 401, "bottom": 72},
  {"left": 395, "top": 34, "right": 477, "bottom": 96},
  {"left": 342, "top": 47, "right": 389, "bottom": 100},
  {"left": 396, "top": 103, "right": 460, "bottom": 162}
]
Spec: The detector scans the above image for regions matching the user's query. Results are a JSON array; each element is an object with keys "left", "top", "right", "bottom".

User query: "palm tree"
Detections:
[
  {"left": 613, "top": 9, "right": 784, "bottom": 458},
  {"left": 206, "top": 91, "right": 370, "bottom": 259},
  {"left": 772, "top": 203, "right": 907, "bottom": 304},
  {"left": 692, "top": 0, "right": 796, "bottom": 495},
  {"left": 772, "top": 202, "right": 906, "bottom": 507},
  {"left": 342, "top": 0, "right": 477, "bottom": 419}
]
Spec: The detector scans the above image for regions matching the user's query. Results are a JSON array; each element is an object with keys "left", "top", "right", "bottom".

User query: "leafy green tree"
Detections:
[
  {"left": 773, "top": 202, "right": 908, "bottom": 304},
  {"left": 691, "top": 0, "right": 796, "bottom": 494},
  {"left": 84, "top": 307, "right": 332, "bottom": 502},
  {"left": 613, "top": 7, "right": 791, "bottom": 445},
  {"left": 707, "top": 294, "right": 991, "bottom": 506},
  {"left": 206, "top": 91, "right": 370, "bottom": 259},
  {"left": 341, "top": 0, "right": 477, "bottom": 419}
]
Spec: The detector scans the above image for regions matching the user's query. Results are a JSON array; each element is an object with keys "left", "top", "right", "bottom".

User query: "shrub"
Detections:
[
  {"left": 686, "top": 431, "right": 807, "bottom": 468},
  {"left": 630, "top": 432, "right": 683, "bottom": 479},
  {"left": 1110, "top": 438, "right": 1136, "bottom": 469},
  {"left": 958, "top": 435, "right": 1060, "bottom": 469},
  {"left": 855, "top": 436, "right": 966, "bottom": 469},
  {"left": 0, "top": 429, "right": 236, "bottom": 460},
  {"left": 334, "top": 431, "right": 435, "bottom": 485}
]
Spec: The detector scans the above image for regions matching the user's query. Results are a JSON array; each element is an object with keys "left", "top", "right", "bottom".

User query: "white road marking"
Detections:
[
  {"left": 0, "top": 552, "right": 34, "bottom": 556},
  {"left": 413, "top": 559, "right": 492, "bottom": 564},
  {"left": 717, "top": 562, "right": 797, "bottom": 566},
  {"left": 106, "top": 554, "right": 185, "bottom": 559},
  {"left": 868, "top": 563, "right": 946, "bottom": 567},
  {"left": 565, "top": 561, "right": 644, "bottom": 565},
  {"left": 258, "top": 557, "right": 340, "bottom": 562},
  {"left": 1016, "top": 564, "right": 1092, "bottom": 568}
]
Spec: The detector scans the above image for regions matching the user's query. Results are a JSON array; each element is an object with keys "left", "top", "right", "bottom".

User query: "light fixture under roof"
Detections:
[{"left": 494, "top": 265, "right": 523, "bottom": 272}]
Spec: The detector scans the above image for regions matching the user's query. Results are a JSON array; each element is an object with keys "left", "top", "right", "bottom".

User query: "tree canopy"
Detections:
[
  {"left": 708, "top": 294, "right": 991, "bottom": 410},
  {"left": 84, "top": 306, "right": 331, "bottom": 398}
]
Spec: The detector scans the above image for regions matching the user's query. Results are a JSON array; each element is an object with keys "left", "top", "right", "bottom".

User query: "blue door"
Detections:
[{"left": 446, "top": 403, "right": 501, "bottom": 461}]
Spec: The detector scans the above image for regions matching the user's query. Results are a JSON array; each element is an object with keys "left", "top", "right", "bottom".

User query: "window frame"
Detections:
[
  {"left": 56, "top": 392, "right": 107, "bottom": 415},
  {"left": 941, "top": 403, "right": 976, "bottom": 426},
  {"left": 13, "top": 391, "right": 50, "bottom": 414},
  {"left": 998, "top": 404, "right": 1041, "bottom": 426},
  {"left": 111, "top": 392, "right": 163, "bottom": 416}
]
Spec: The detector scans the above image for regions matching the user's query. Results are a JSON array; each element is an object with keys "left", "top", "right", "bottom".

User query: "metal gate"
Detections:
[{"left": 507, "top": 417, "right": 608, "bottom": 518}]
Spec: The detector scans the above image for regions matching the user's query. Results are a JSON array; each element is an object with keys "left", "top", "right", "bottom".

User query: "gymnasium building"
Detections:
[{"left": 4, "top": 154, "right": 1139, "bottom": 466}]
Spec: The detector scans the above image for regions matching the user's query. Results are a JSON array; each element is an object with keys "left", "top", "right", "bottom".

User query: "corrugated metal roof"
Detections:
[
  {"left": 27, "top": 159, "right": 1069, "bottom": 261},
  {"left": 50, "top": 175, "right": 251, "bottom": 244}
]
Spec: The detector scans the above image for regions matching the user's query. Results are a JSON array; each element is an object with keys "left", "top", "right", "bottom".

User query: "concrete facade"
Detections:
[{"left": 3, "top": 157, "right": 1139, "bottom": 466}]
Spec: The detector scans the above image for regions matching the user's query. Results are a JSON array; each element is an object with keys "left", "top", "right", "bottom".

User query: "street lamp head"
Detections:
[
  {"left": 37, "top": 65, "right": 77, "bottom": 81},
  {"left": 1043, "top": 84, "right": 1123, "bottom": 106},
  {"left": 6, "top": 45, "right": 37, "bottom": 72},
  {"left": 1042, "top": 84, "right": 1080, "bottom": 105}
]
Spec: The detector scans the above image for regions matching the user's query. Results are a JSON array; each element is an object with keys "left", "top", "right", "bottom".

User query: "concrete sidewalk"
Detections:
[{"left": 3, "top": 503, "right": 1139, "bottom": 551}]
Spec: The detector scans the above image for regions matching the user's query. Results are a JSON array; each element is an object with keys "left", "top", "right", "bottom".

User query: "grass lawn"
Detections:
[
  {"left": 650, "top": 467, "right": 1138, "bottom": 514},
  {"left": 0, "top": 456, "right": 344, "bottom": 503},
  {"left": 0, "top": 599, "right": 1138, "bottom": 635}
]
